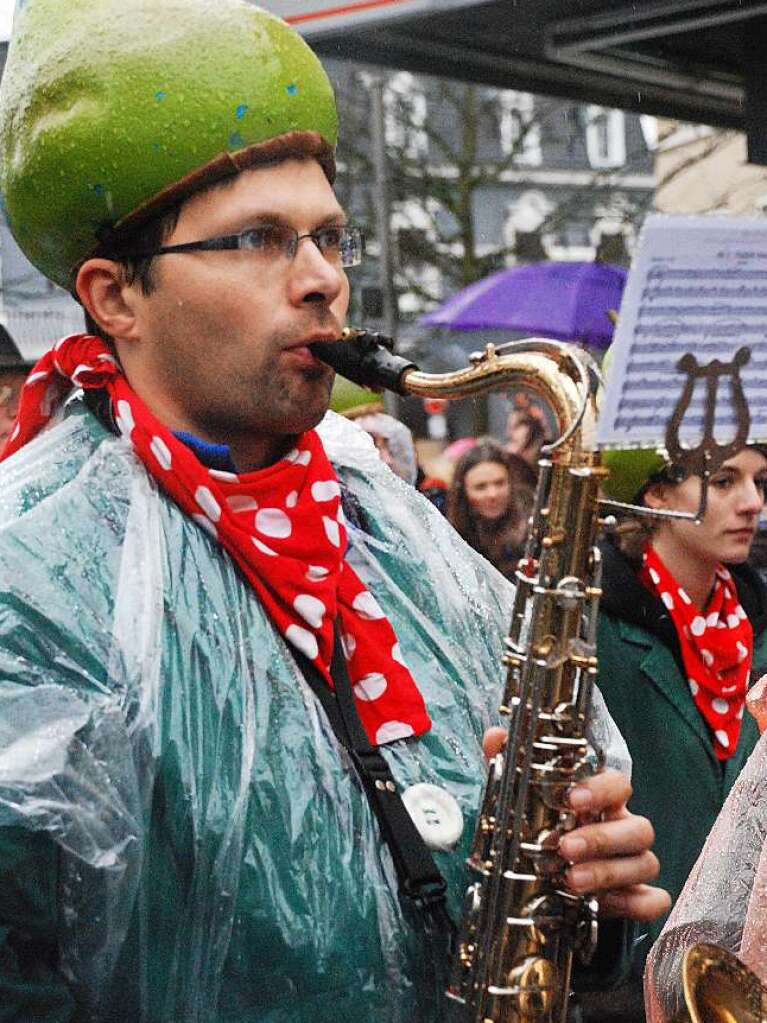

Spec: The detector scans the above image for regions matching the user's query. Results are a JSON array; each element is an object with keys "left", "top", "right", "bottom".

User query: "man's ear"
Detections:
[
  {"left": 642, "top": 481, "right": 669, "bottom": 511},
  {"left": 76, "top": 259, "right": 140, "bottom": 341}
]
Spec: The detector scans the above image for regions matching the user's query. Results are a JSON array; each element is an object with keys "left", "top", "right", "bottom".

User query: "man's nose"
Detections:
[{"left": 288, "top": 236, "right": 345, "bottom": 306}]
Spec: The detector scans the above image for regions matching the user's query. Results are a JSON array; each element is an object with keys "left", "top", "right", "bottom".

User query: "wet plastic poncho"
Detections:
[
  {"left": 0, "top": 403, "right": 629, "bottom": 1022},
  {"left": 645, "top": 725, "right": 767, "bottom": 1022}
]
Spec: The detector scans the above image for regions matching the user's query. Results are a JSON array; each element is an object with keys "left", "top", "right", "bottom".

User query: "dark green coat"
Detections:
[{"left": 596, "top": 539, "right": 767, "bottom": 977}]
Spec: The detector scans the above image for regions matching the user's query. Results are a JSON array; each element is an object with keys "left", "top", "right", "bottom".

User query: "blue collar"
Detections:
[{"left": 174, "top": 431, "right": 238, "bottom": 473}]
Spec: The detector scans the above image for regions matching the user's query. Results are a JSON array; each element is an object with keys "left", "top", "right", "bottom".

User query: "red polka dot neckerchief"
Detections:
[
  {"left": 640, "top": 543, "right": 752, "bottom": 760},
  {"left": 1, "top": 334, "right": 431, "bottom": 747}
]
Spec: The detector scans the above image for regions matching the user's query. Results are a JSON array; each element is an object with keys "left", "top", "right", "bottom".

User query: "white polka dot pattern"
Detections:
[
  {"left": 286, "top": 624, "right": 319, "bottom": 660},
  {"left": 311, "top": 480, "right": 341, "bottom": 502},
  {"left": 294, "top": 594, "right": 326, "bottom": 629},
  {"left": 353, "top": 591, "right": 385, "bottom": 620},
  {"left": 642, "top": 544, "right": 752, "bottom": 763},
  {"left": 323, "top": 516, "right": 341, "bottom": 548},
  {"left": 115, "top": 399, "right": 135, "bottom": 439},
  {"left": 256, "top": 508, "right": 292, "bottom": 539},
  {"left": 195, "top": 487, "right": 222, "bottom": 523},
  {"left": 151, "top": 436, "right": 173, "bottom": 471},
  {"left": 227, "top": 495, "right": 259, "bottom": 513},
  {"left": 192, "top": 513, "right": 218, "bottom": 539},
  {"left": 4, "top": 333, "right": 432, "bottom": 751},
  {"left": 252, "top": 537, "right": 277, "bottom": 557},
  {"left": 306, "top": 565, "right": 329, "bottom": 581},
  {"left": 354, "top": 672, "right": 388, "bottom": 701},
  {"left": 341, "top": 632, "right": 357, "bottom": 660},
  {"left": 375, "top": 721, "right": 415, "bottom": 744}
]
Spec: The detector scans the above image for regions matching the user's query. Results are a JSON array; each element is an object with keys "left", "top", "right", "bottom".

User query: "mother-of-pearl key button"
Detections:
[{"left": 401, "top": 783, "right": 464, "bottom": 851}]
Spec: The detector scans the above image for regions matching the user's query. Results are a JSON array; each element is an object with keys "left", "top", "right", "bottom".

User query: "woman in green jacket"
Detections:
[{"left": 591, "top": 445, "right": 767, "bottom": 1021}]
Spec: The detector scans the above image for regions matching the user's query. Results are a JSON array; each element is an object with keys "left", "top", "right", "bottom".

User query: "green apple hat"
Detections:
[{"left": 0, "top": 0, "right": 339, "bottom": 288}]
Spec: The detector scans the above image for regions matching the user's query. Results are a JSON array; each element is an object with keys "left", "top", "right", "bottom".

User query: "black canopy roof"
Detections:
[{"left": 312, "top": 0, "right": 767, "bottom": 161}]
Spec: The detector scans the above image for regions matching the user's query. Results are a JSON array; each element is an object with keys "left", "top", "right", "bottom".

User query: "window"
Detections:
[
  {"left": 396, "top": 227, "right": 430, "bottom": 264},
  {"left": 384, "top": 72, "right": 427, "bottom": 160},
  {"left": 498, "top": 91, "right": 541, "bottom": 166},
  {"left": 585, "top": 106, "right": 626, "bottom": 169}
]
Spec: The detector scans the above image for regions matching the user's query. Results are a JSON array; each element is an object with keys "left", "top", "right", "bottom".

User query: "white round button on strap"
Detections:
[{"left": 401, "top": 783, "right": 464, "bottom": 852}]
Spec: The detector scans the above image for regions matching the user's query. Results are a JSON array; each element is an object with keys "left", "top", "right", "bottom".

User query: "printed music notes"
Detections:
[{"left": 597, "top": 214, "right": 767, "bottom": 450}]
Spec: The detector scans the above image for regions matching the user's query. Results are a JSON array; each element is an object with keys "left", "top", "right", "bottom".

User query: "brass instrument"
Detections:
[
  {"left": 682, "top": 943, "right": 767, "bottom": 1023},
  {"left": 311, "top": 330, "right": 766, "bottom": 1023},
  {"left": 312, "top": 330, "right": 606, "bottom": 1022}
]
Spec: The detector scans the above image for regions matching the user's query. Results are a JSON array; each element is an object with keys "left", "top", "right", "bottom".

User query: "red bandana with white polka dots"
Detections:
[
  {"left": 1, "top": 334, "right": 431, "bottom": 747},
  {"left": 640, "top": 543, "right": 752, "bottom": 760}
]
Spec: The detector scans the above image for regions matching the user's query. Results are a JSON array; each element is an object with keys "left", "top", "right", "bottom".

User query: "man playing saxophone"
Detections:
[{"left": 0, "top": 2, "right": 667, "bottom": 1020}]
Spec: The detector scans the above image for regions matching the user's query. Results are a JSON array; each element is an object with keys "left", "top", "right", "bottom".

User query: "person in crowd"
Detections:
[
  {"left": 0, "top": 3, "right": 667, "bottom": 1020},
  {"left": 587, "top": 443, "right": 767, "bottom": 1022},
  {"left": 505, "top": 404, "right": 549, "bottom": 468},
  {"left": 446, "top": 437, "right": 536, "bottom": 579},
  {"left": 0, "top": 332, "right": 32, "bottom": 446}
]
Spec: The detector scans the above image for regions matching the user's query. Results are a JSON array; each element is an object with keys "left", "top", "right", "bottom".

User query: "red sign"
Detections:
[
  {"left": 284, "top": 1, "right": 421, "bottom": 25},
  {"left": 258, "top": 2, "right": 482, "bottom": 35}
]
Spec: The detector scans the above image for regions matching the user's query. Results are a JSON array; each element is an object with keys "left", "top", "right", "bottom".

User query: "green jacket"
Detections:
[
  {"left": 0, "top": 405, "right": 630, "bottom": 1023},
  {"left": 596, "top": 539, "right": 767, "bottom": 976}
]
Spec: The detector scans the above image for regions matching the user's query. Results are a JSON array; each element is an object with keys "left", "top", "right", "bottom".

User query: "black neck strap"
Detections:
[{"left": 295, "top": 628, "right": 454, "bottom": 939}]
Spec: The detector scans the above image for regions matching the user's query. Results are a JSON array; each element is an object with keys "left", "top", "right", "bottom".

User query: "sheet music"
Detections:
[{"left": 597, "top": 214, "right": 767, "bottom": 449}]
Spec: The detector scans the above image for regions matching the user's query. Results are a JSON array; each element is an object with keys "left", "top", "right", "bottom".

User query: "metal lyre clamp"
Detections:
[
  {"left": 665, "top": 346, "right": 751, "bottom": 478},
  {"left": 599, "top": 346, "right": 752, "bottom": 525}
]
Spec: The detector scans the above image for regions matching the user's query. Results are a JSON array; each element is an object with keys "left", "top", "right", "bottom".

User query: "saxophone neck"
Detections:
[{"left": 310, "top": 329, "right": 600, "bottom": 459}]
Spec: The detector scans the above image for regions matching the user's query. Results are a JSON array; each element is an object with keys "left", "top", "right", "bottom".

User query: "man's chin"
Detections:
[{"left": 274, "top": 391, "right": 333, "bottom": 436}]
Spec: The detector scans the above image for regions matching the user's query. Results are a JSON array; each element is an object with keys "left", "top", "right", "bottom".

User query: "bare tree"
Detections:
[{"left": 333, "top": 66, "right": 654, "bottom": 319}]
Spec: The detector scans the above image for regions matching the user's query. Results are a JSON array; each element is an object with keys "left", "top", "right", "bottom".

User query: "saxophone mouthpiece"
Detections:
[{"left": 309, "top": 329, "right": 418, "bottom": 395}]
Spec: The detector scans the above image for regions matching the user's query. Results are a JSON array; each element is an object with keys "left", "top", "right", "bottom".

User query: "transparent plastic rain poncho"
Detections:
[
  {"left": 0, "top": 403, "right": 629, "bottom": 1023},
  {"left": 645, "top": 720, "right": 767, "bottom": 1022},
  {"left": 351, "top": 412, "right": 419, "bottom": 485}
]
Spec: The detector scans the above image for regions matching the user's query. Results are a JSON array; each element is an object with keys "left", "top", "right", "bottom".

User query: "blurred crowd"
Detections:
[{"left": 349, "top": 401, "right": 549, "bottom": 580}]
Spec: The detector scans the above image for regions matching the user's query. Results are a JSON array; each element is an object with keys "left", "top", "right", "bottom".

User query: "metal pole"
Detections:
[{"left": 368, "top": 75, "right": 400, "bottom": 418}]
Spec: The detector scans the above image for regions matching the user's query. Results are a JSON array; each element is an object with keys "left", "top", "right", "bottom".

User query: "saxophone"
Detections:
[{"left": 311, "top": 331, "right": 607, "bottom": 1023}]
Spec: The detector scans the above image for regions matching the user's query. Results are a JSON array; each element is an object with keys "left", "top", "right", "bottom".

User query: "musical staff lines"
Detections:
[{"left": 598, "top": 215, "right": 767, "bottom": 448}]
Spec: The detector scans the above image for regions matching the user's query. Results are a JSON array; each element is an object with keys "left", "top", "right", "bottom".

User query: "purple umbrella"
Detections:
[{"left": 420, "top": 261, "right": 627, "bottom": 350}]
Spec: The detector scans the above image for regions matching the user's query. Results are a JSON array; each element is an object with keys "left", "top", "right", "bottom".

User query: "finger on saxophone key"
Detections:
[{"left": 600, "top": 885, "right": 672, "bottom": 923}]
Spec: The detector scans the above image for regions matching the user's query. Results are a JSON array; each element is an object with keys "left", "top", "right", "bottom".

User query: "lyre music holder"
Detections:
[{"left": 599, "top": 345, "right": 752, "bottom": 524}]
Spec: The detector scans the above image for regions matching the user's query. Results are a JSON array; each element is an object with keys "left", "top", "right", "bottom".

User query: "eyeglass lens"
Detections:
[{"left": 242, "top": 225, "right": 363, "bottom": 267}]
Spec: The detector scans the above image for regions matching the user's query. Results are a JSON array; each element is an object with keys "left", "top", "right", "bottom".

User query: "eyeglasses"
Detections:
[{"left": 129, "top": 224, "right": 365, "bottom": 268}]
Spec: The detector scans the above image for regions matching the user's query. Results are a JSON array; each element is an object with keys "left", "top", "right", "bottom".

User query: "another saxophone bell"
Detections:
[{"left": 682, "top": 942, "right": 767, "bottom": 1023}]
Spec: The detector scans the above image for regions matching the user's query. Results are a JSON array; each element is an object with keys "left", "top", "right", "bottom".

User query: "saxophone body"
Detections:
[
  {"left": 311, "top": 332, "right": 608, "bottom": 1023},
  {"left": 447, "top": 378, "right": 605, "bottom": 1023}
]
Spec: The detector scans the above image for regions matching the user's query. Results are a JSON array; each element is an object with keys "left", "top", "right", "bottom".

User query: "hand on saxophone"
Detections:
[{"left": 483, "top": 727, "right": 671, "bottom": 924}]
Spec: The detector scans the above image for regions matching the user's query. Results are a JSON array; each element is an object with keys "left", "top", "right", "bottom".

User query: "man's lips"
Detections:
[{"left": 284, "top": 334, "right": 339, "bottom": 358}]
